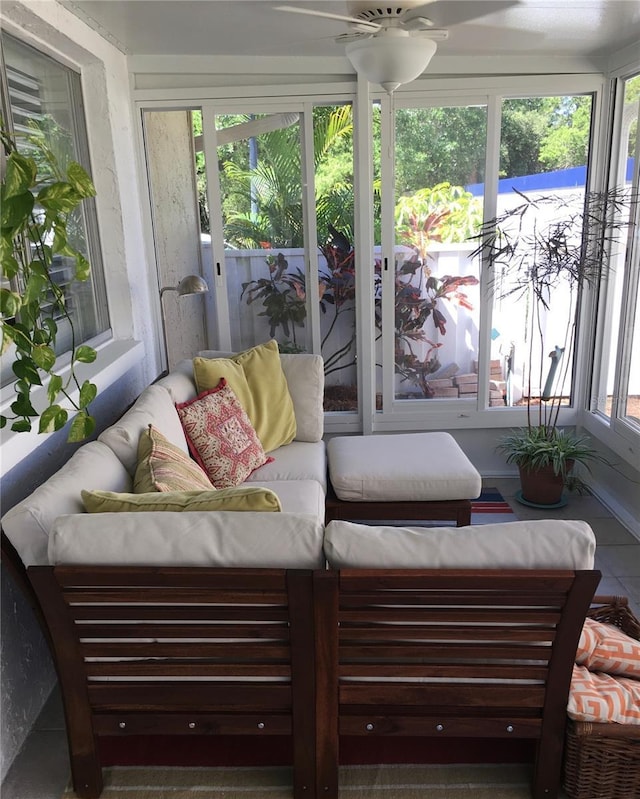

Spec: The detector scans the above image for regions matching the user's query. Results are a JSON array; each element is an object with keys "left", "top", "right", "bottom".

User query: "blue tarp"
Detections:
[{"left": 466, "top": 157, "right": 634, "bottom": 196}]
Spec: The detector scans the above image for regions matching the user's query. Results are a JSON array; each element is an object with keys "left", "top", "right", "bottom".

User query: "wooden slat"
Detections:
[
  {"left": 88, "top": 682, "right": 292, "bottom": 711},
  {"left": 70, "top": 605, "right": 290, "bottom": 622},
  {"left": 340, "top": 608, "right": 561, "bottom": 624},
  {"left": 54, "top": 566, "right": 288, "bottom": 589},
  {"left": 92, "top": 713, "right": 293, "bottom": 736},
  {"left": 340, "top": 642, "right": 551, "bottom": 660},
  {"left": 339, "top": 592, "right": 568, "bottom": 607},
  {"left": 80, "top": 641, "right": 290, "bottom": 659},
  {"left": 339, "top": 683, "right": 546, "bottom": 707},
  {"left": 339, "top": 569, "right": 576, "bottom": 590},
  {"left": 86, "top": 662, "right": 292, "bottom": 677},
  {"left": 65, "top": 588, "right": 287, "bottom": 604},
  {"left": 339, "top": 715, "right": 543, "bottom": 738},
  {"left": 340, "top": 663, "right": 548, "bottom": 679},
  {"left": 339, "top": 625, "right": 556, "bottom": 642},
  {"left": 77, "top": 622, "right": 289, "bottom": 639}
]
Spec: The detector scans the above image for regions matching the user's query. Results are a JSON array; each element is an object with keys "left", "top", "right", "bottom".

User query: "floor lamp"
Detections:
[{"left": 159, "top": 274, "right": 209, "bottom": 369}]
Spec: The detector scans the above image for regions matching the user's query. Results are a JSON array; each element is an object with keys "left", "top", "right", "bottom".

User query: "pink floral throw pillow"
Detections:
[{"left": 176, "top": 379, "right": 272, "bottom": 489}]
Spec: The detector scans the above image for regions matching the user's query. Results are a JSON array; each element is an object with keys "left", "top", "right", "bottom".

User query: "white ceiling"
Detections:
[{"left": 63, "top": 0, "right": 640, "bottom": 61}]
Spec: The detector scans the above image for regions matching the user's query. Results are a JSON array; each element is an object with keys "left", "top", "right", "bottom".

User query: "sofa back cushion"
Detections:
[
  {"left": 155, "top": 359, "right": 198, "bottom": 404},
  {"left": 324, "top": 519, "right": 596, "bottom": 570},
  {"left": 1, "top": 442, "right": 131, "bottom": 566},
  {"left": 49, "top": 511, "right": 325, "bottom": 569},
  {"left": 198, "top": 349, "right": 324, "bottom": 443},
  {"left": 98, "top": 385, "right": 188, "bottom": 475}
]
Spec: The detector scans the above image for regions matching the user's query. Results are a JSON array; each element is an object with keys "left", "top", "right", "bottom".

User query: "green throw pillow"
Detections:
[
  {"left": 193, "top": 339, "right": 296, "bottom": 452},
  {"left": 134, "top": 424, "right": 215, "bottom": 493},
  {"left": 82, "top": 487, "right": 282, "bottom": 513}
]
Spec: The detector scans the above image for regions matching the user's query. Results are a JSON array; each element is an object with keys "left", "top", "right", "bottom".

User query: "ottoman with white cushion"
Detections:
[{"left": 326, "top": 432, "right": 482, "bottom": 526}]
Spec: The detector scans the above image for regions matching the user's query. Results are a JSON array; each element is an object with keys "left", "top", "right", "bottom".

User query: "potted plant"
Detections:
[
  {"left": 1, "top": 118, "right": 99, "bottom": 441},
  {"left": 473, "top": 187, "right": 634, "bottom": 506}
]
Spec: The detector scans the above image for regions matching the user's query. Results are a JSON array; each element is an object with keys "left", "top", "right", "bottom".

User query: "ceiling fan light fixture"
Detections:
[{"left": 345, "top": 33, "right": 437, "bottom": 94}]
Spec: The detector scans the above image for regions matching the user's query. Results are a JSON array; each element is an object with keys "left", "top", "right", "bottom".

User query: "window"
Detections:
[
  {"left": 0, "top": 34, "right": 109, "bottom": 386},
  {"left": 591, "top": 71, "right": 640, "bottom": 433},
  {"left": 490, "top": 95, "right": 594, "bottom": 412}
]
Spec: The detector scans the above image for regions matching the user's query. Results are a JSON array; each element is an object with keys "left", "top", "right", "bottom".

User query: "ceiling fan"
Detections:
[{"left": 275, "top": 1, "right": 521, "bottom": 93}]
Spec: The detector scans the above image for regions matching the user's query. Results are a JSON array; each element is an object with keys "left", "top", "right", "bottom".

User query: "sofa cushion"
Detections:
[
  {"left": 245, "top": 440, "right": 327, "bottom": 491},
  {"left": 279, "top": 353, "right": 324, "bottom": 443},
  {"left": 49, "top": 511, "right": 325, "bottom": 569},
  {"left": 568, "top": 665, "right": 640, "bottom": 724},
  {"left": 576, "top": 617, "right": 640, "bottom": 679},
  {"left": 176, "top": 380, "right": 271, "bottom": 488},
  {"left": 323, "top": 519, "right": 596, "bottom": 570},
  {"left": 155, "top": 359, "right": 198, "bottom": 404},
  {"left": 249, "top": 480, "right": 325, "bottom": 519},
  {"left": 99, "top": 385, "right": 188, "bottom": 475},
  {"left": 1, "top": 442, "right": 131, "bottom": 566},
  {"left": 194, "top": 340, "right": 296, "bottom": 452},
  {"left": 134, "top": 425, "right": 214, "bottom": 493},
  {"left": 327, "top": 432, "right": 481, "bottom": 501},
  {"left": 82, "top": 486, "right": 282, "bottom": 513}
]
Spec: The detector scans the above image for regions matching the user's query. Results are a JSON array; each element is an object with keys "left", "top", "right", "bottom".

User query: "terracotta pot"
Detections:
[{"left": 518, "top": 462, "right": 572, "bottom": 506}]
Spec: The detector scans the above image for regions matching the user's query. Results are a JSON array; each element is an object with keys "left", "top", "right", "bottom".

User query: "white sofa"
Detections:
[{"left": 2, "top": 351, "right": 327, "bottom": 569}]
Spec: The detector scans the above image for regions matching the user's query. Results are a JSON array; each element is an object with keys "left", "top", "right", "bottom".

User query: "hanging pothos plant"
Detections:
[{"left": 1, "top": 120, "right": 98, "bottom": 441}]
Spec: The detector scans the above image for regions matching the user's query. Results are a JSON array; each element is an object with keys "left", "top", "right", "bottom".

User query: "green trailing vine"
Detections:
[{"left": 1, "top": 120, "right": 98, "bottom": 441}]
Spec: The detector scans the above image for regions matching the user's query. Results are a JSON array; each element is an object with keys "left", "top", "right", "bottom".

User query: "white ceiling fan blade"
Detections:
[
  {"left": 405, "top": 0, "right": 521, "bottom": 29},
  {"left": 273, "top": 5, "right": 381, "bottom": 31}
]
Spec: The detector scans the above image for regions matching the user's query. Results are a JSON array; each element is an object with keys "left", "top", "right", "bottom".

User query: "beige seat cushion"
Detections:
[
  {"left": 250, "top": 479, "right": 325, "bottom": 520},
  {"left": 327, "top": 432, "right": 481, "bottom": 501},
  {"left": 324, "top": 518, "right": 596, "bottom": 570},
  {"left": 245, "top": 440, "right": 327, "bottom": 492}
]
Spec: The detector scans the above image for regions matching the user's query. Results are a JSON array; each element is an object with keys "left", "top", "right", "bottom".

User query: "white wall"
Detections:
[{"left": 0, "top": 1, "right": 159, "bottom": 780}]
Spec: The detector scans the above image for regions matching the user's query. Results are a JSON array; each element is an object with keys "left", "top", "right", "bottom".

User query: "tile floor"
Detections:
[{"left": 2, "top": 477, "right": 639, "bottom": 799}]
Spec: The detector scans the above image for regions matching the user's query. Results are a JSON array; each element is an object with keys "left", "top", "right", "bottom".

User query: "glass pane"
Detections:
[
  {"left": 314, "top": 104, "right": 357, "bottom": 413},
  {"left": 393, "top": 106, "right": 485, "bottom": 401},
  {"left": 623, "top": 310, "right": 640, "bottom": 425},
  {"left": 215, "top": 112, "right": 306, "bottom": 353},
  {"left": 593, "top": 75, "right": 639, "bottom": 421},
  {"left": 491, "top": 95, "right": 593, "bottom": 411},
  {"left": 1, "top": 35, "right": 108, "bottom": 360}
]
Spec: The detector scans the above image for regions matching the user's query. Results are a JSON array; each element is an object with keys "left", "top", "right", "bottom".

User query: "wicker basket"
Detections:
[{"left": 563, "top": 595, "right": 640, "bottom": 799}]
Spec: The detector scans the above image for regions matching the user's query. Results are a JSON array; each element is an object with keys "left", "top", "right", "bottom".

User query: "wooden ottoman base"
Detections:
[{"left": 325, "top": 481, "right": 472, "bottom": 526}]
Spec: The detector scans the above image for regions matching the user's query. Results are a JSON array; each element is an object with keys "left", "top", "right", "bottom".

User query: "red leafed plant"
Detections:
[{"left": 393, "top": 183, "right": 481, "bottom": 397}]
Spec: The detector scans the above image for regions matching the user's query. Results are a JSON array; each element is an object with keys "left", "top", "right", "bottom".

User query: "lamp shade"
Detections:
[
  {"left": 345, "top": 31, "right": 437, "bottom": 94},
  {"left": 176, "top": 274, "right": 209, "bottom": 296}
]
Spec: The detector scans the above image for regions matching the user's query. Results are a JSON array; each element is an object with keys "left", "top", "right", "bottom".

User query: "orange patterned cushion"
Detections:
[
  {"left": 134, "top": 425, "right": 215, "bottom": 493},
  {"left": 568, "top": 665, "right": 640, "bottom": 724},
  {"left": 576, "top": 617, "right": 640, "bottom": 678},
  {"left": 176, "top": 379, "right": 271, "bottom": 489}
]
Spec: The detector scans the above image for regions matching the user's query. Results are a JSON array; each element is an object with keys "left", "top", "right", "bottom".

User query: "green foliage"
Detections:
[
  {"left": 1, "top": 120, "right": 98, "bottom": 441},
  {"left": 497, "top": 426, "right": 599, "bottom": 492},
  {"left": 393, "top": 184, "right": 481, "bottom": 396},
  {"left": 475, "top": 187, "right": 635, "bottom": 491}
]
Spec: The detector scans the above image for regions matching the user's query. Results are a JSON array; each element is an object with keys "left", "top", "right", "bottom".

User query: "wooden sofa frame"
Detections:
[
  {"left": 2, "top": 532, "right": 599, "bottom": 799},
  {"left": 313, "top": 567, "right": 600, "bottom": 799},
  {"left": 1, "top": 533, "right": 316, "bottom": 799}
]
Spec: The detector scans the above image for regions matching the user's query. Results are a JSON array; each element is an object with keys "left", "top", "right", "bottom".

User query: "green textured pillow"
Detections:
[
  {"left": 193, "top": 339, "right": 296, "bottom": 452},
  {"left": 82, "top": 487, "right": 282, "bottom": 513},
  {"left": 134, "top": 424, "right": 215, "bottom": 493}
]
